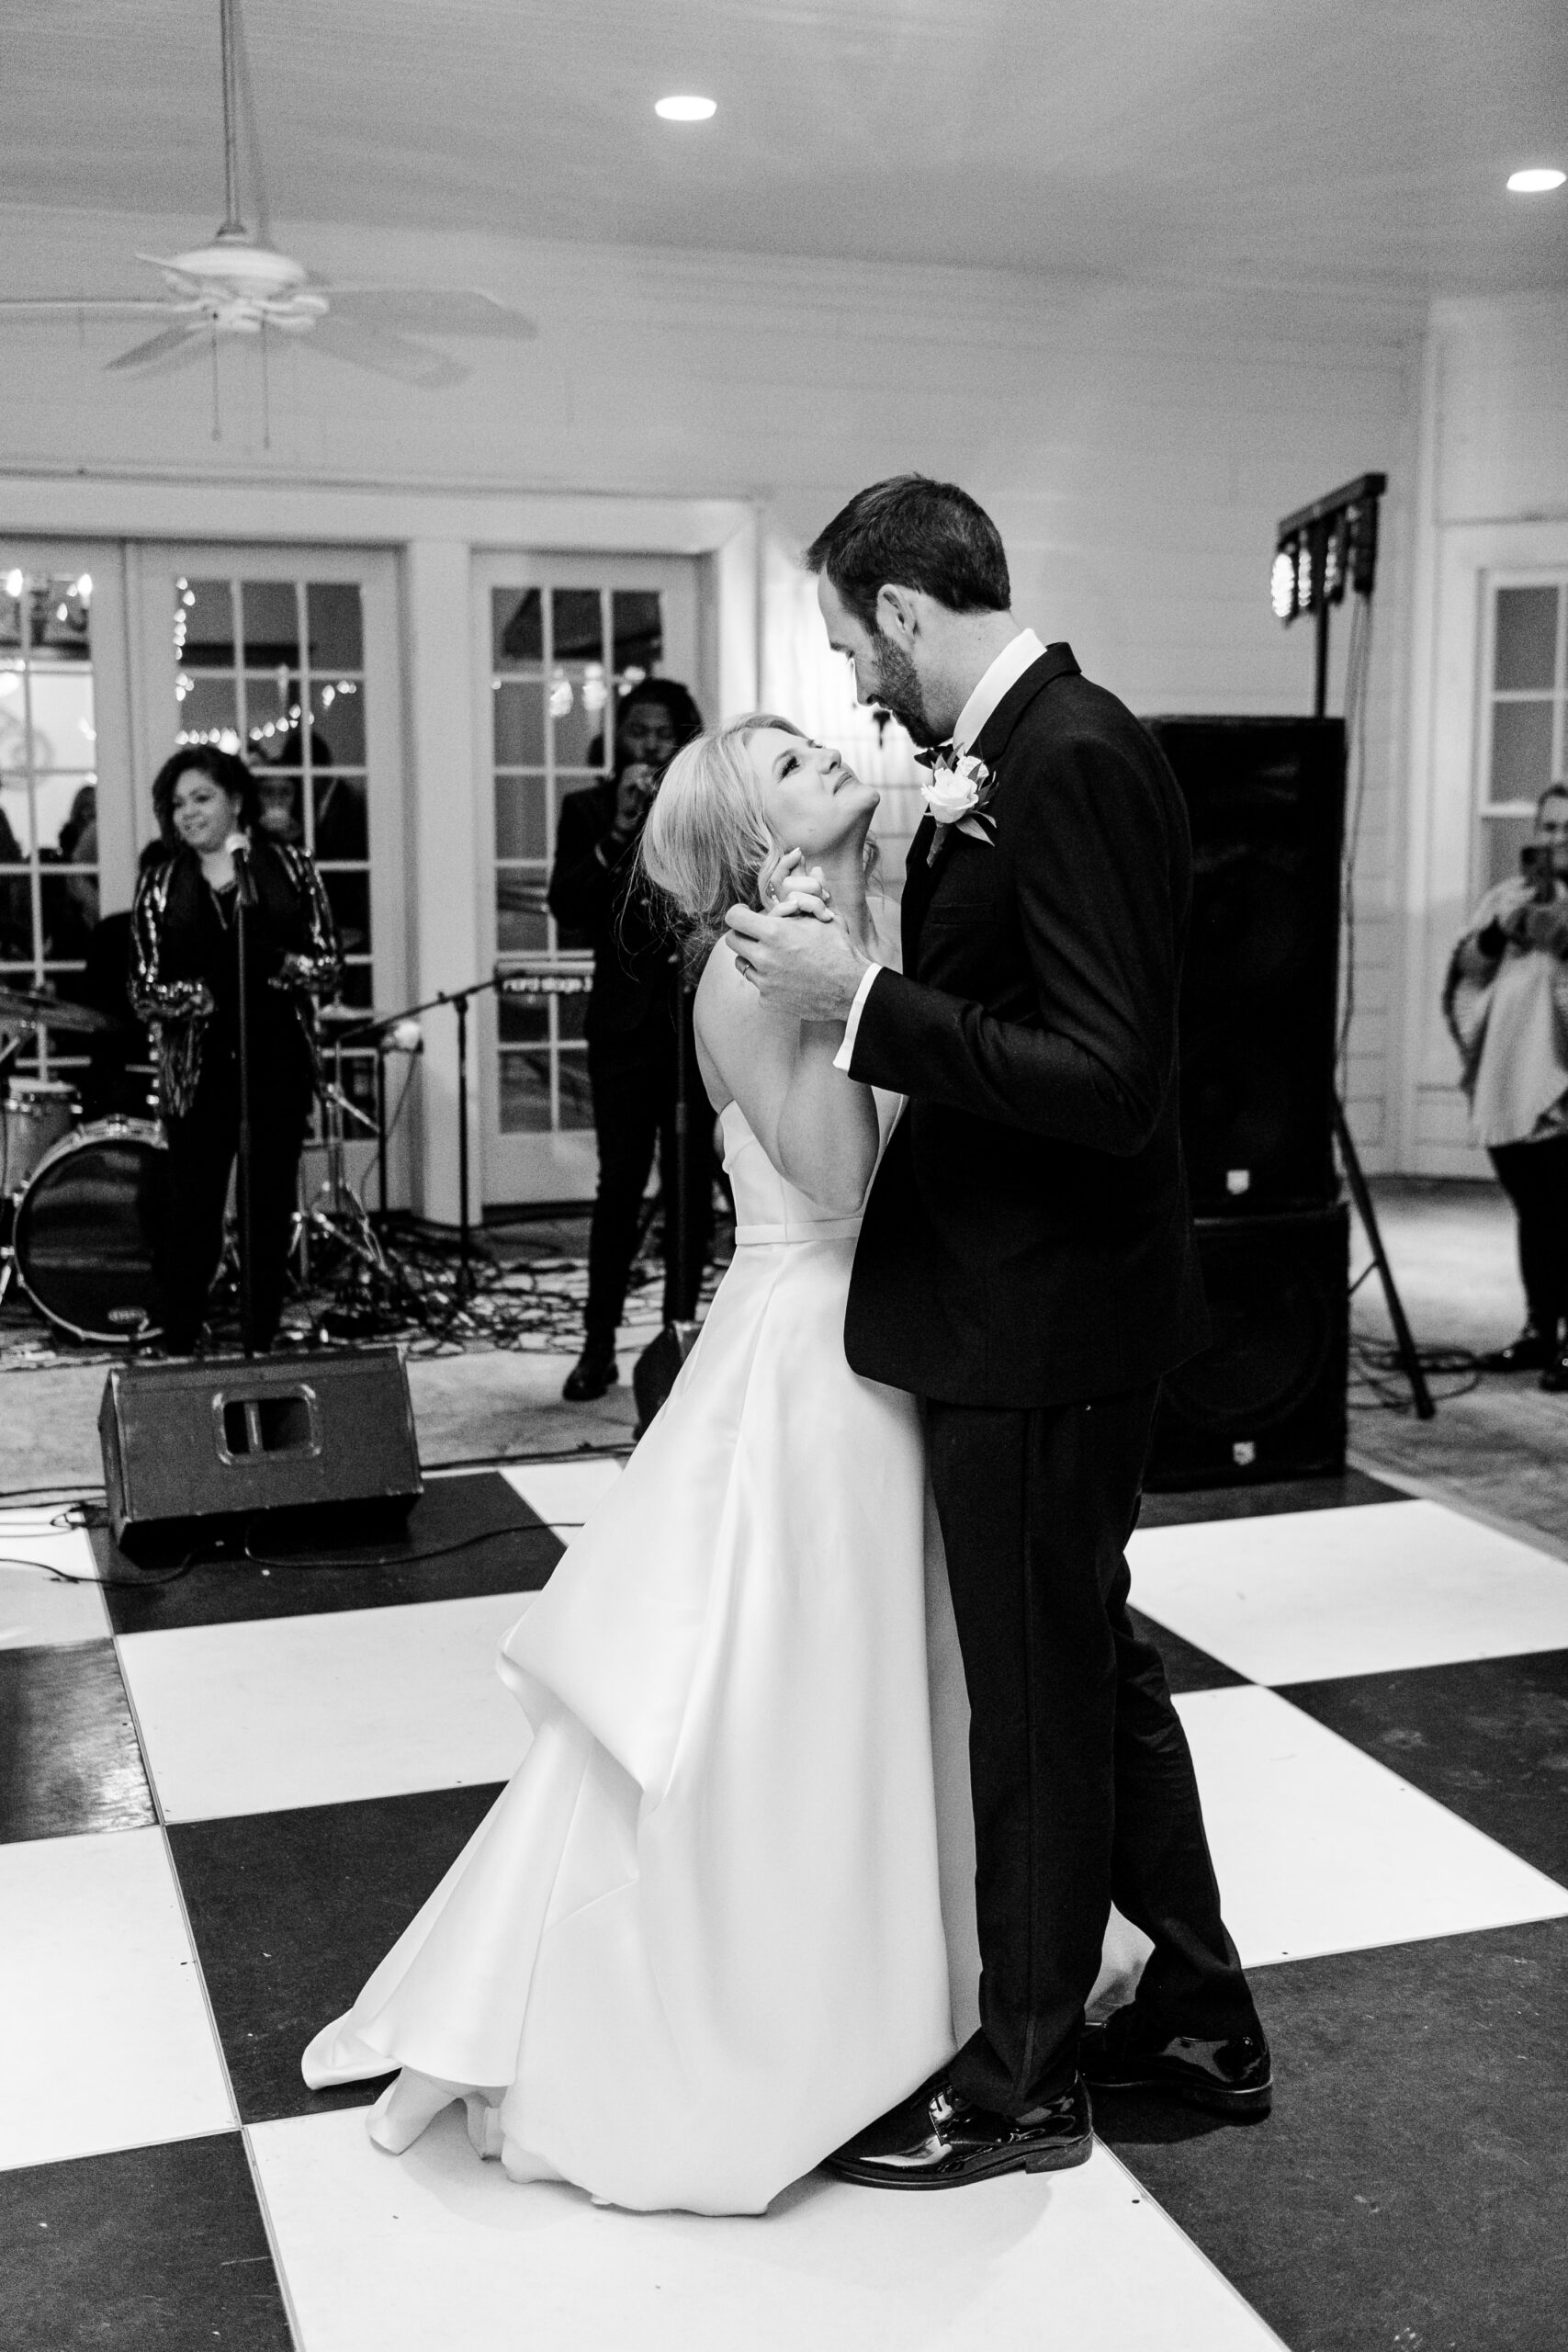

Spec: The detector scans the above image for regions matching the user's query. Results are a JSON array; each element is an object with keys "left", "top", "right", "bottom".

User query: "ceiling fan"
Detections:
[{"left": 0, "top": 0, "right": 537, "bottom": 392}]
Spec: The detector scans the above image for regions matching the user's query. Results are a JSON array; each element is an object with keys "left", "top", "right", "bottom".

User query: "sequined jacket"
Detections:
[{"left": 130, "top": 840, "right": 342, "bottom": 1120}]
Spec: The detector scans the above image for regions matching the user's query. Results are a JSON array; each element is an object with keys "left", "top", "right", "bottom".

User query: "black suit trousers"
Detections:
[
  {"left": 583, "top": 1031, "right": 715, "bottom": 1347},
  {"left": 928, "top": 1385, "right": 1258, "bottom": 2114}
]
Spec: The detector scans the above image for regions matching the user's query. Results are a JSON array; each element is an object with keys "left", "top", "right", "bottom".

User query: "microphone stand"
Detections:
[{"left": 231, "top": 839, "right": 259, "bottom": 1360}]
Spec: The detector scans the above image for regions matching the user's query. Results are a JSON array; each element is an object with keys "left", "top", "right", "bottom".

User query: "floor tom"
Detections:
[{"left": 1, "top": 1079, "right": 79, "bottom": 1194}]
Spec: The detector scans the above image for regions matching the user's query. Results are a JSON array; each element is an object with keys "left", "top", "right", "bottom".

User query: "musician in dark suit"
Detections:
[
  {"left": 547, "top": 679, "right": 715, "bottom": 1401},
  {"left": 724, "top": 476, "right": 1268, "bottom": 2189}
]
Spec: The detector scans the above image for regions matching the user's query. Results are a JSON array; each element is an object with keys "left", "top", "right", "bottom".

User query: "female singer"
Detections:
[{"left": 131, "top": 746, "right": 341, "bottom": 1353}]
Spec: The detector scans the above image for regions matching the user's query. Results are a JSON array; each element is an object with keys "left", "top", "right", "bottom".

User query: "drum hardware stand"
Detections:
[
  {"left": 232, "top": 846, "right": 259, "bottom": 1358},
  {"left": 1275, "top": 472, "right": 1434, "bottom": 1420}
]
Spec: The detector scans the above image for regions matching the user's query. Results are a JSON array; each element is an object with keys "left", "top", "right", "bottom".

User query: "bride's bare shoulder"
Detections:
[{"left": 695, "top": 937, "right": 792, "bottom": 1113}]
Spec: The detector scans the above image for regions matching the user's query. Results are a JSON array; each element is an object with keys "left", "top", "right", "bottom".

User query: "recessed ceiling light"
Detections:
[
  {"left": 1507, "top": 167, "right": 1565, "bottom": 194},
  {"left": 655, "top": 95, "right": 716, "bottom": 122}
]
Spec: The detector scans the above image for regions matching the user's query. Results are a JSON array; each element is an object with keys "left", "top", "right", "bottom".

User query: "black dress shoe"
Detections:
[
  {"left": 1080, "top": 2005, "right": 1272, "bottom": 2120},
  {"left": 1480, "top": 1323, "right": 1557, "bottom": 1374},
  {"left": 828, "top": 2072, "right": 1092, "bottom": 2189},
  {"left": 562, "top": 1345, "right": 619, "bottom": 1402}
]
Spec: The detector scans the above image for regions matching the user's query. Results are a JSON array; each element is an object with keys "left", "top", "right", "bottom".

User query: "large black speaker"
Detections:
[
  {"left": 1145, "top": 1204, "right": 1348, "bottom": 1490},
  {"left": 100, "top": 1344, "right": 423, "bottom": 1549},
  {"left": 1147, "top": 717, "right": 1346, "bottom": 1215}
]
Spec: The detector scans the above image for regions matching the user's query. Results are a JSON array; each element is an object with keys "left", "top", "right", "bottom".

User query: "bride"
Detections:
[{"left": 302, "top": 714, "right": 980, "bottom": 2215}]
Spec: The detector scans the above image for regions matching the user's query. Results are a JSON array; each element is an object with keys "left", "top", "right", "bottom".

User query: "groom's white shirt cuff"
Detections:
[{"left": 833, "top": 964, "right": 884, "bottom": 1073}]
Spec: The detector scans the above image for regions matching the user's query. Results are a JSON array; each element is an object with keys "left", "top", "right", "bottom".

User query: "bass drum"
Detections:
[{"left": 13, "top": 1118, "right": 168, "bottom": 1344}]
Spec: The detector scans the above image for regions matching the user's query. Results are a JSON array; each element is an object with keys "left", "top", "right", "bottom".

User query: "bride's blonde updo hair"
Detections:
[{"left": 638, "top": 712, "right": 807, "bottom": 970}]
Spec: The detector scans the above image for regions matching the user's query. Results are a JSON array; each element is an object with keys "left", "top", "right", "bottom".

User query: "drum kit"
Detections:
[
  {"left": 0, "top": 984, "right": 166, "bottom": 1344},
  {"left": 1, "top": 962, "right": 594, "bottom": 1353},
  {"left": 0, "top": 982, "right": 407, "bottom": 1350}
]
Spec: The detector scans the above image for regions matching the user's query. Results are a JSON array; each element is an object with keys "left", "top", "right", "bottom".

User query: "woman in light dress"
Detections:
[{"left": 303, "top": 716, "right": 981, "bottom": 2215}]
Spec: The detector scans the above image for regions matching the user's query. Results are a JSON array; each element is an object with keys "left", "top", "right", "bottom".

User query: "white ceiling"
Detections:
[{"left": 1, "top": 0, "right": 1564, "bottom": 296}]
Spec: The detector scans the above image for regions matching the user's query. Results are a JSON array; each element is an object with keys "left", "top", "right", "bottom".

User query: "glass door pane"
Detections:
[
  {"left": 0, "top": 563, "right": 101, "bottom": 1090},
  {"left": 477, "top": 553, "right": 699, "bottom": 1205},
  {"left": 1481, "top": 578, "right": 1568, "bottom": 891}
]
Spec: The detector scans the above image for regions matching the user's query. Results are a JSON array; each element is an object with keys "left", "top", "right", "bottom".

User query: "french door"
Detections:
[{"left": 473, "top": 551, "right": 698, "bottom": 1205}]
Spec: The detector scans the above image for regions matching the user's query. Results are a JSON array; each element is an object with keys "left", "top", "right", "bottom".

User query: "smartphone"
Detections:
[{"left": 1521, "top": 842, "right": 1557, "bottom": 902}]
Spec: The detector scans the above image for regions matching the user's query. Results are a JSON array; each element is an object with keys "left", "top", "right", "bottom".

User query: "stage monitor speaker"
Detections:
[
  {"left": 1147, "top": 716, "right": 1346, "bottom": 1215},
  {"left": 1145, "top": 1204, "right": 1348, "bottom": 1490},
  {"left": 99, "top": 1344, "right": 423, "bottom": 1548}
]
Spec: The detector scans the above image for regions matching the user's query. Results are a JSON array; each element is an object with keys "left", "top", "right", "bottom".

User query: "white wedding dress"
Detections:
[{"left": 303, "top": 1091, "right": 981, "bottom": 2216}]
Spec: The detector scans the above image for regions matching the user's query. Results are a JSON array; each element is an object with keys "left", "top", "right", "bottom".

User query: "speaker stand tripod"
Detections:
[{"left": 1290, "top": 478, "right": 1436, "bottom": 1422}]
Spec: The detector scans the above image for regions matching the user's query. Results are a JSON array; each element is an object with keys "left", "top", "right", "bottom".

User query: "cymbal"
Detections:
[
  {"left": 317, "top": 1001, "right": 389, "bottom": 1027},
  {"left": 0, "top": 985, "right": 121, "bottom": 1036}
]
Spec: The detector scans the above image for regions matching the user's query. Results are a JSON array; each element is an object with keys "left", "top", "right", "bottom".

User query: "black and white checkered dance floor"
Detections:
[{"left": 4, "top": 1457, "right": 1566, "bottom": 2349}]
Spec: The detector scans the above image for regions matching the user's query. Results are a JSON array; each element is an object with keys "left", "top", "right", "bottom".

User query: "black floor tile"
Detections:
[
  {"left": 1281, "top": 1648, "right": 1568, "bottom": 1888},
  {"left": 96, "top": 1469, "right": 563, "bottom": 1633},
  {"left": 168, "top": 1781, "right": 503, "bottom": 2123},
  {"left": 1096, "top": 1917, "right": 1568, "bottom": 2352},
  {"left": 1126, "top": 1608, "right": 1246, "bottom": 1693},
  {"left": 1137, "top": 1466, "right": 1407, "bottom": 1529},
  {"left": 0, "top": 2132, "right": 291, "bottom": 2352},
  {"left": 0, "top": 1642, "right": 154, "bottom": 1843}
]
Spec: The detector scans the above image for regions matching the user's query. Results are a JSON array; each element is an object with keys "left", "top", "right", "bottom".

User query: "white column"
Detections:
[{"left": 402, "top": 537, "right": 479, "bottom": 1228}]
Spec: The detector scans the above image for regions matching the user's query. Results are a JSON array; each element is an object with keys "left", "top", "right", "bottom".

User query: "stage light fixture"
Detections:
[
  {"left": 1270, "top": 548, "right": 1295, "bottom": 620},
  {"left": 1272, "top": 471, "right": 1386, "bottom": 713},
  {"left": 1507, "top": 167, "right": 1565, "bottom": 194},
  {"left": 656, "top": 95, "right": 716, "bottom": 121}
]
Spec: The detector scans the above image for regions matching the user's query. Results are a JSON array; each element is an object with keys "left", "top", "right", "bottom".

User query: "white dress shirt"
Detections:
[{"left": 833, "top": 628, "right": 1046, "bottom": 1072}]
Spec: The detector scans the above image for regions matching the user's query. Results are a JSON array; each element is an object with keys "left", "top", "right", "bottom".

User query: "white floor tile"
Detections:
[
  {"left": 118, "top": 1594, "right": 537, "bottom": 1823},
  {"left": 1179, "top": 1684, "right": 1568, "bottom": 1967},
  {"left": 502, "top": 1456, "right": 625, "bottom": 1538},
  {"left": 1130, "top": 1498, "right": 1568, "bottom": 1683},
  {"left": 251, "top": 2105, "right": 1282, "bottom": 2352},
  {"left": 0, "top": 1533, "right": 108, "bottom": 1652},
  {"left": 0, "top": 1827, "right": 233, "bottom": 2168}
]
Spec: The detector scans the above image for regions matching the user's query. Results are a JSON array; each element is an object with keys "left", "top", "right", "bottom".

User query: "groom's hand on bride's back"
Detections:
[{"left": 724, "top": 898, "right": 868, "bottom": 1019}]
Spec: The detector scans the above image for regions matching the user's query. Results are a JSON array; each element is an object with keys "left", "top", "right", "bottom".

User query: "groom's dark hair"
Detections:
[{"left": 805, "top": 474, "right": 1010, "bottom": 633}]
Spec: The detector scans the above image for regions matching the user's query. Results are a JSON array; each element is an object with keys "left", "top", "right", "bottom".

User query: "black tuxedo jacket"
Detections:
[
  {"left": 845, "top": 643, "right": 1209, "bottom": 1408},
  {"left": 547, "top": 782, "right": 679, "bottom": 1049}
]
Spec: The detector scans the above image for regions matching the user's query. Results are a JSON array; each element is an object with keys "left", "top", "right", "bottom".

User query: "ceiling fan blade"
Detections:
[
  {"left": 0, "top": 296, "right": 175, "bottom": 312},
  {"left": 305, "top": 316, "right": 467, "bottom": 389},
  {"left": 106, "top": 324, "right": 211, "bottom": 374},
  {"left": 320, "top": 288, "right": 538, "bottom": 340}
]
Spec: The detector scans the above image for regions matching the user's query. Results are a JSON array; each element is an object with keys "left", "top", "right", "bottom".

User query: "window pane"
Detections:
[
  {"left": 556, "top": 990, "right": 588, "bottom": 1043},
  {"left": 26, "top": 673, "right": 96, "bottom": 773},
  {"left": 335, "top": 961, "right": 373, "bottom": 1009},
  {"left": 254, "top": 771, "right": 305, "bottom": 848},
  {"left": 493, "top": 679, "right": 545, "bottom": 768},
  {"left": 495, "top": 775, "right": 548, "bottom": 861},
  {"left": 179, "top": 579, "right": 234, "bottom": 667},
  {"left": 499, "top": 998, "right": 548, "bottom": 1046},
  {"left": 0, "top": 586, "right": 20, "bottom": 650},
  {"left": 495, "top": 879, "right": 549, "bottom": 956},
  {"left": 41, "top": 869, "right": 98, "bottom": 958},
  {"left": 308, "top": 684, "right": 366, "bottom": 767},
  {"left": 34, "top": 775, "right": 96, "bottom": 861},
  {"left": 499, "top": 1049, "right": 552, "bottom": 1131},
  {"left": 557, "top": 1049, "right": 593, "bottom": 1130},
  {"left": 613, "top": 590, "right": 663, "bottom": 681},
  {"left": 494, "top": 587, "right": 542, "bottom": 668},
  {"left": 1494, "top": 587, "right": 1559, "bottom": 692},
  {"left": 176, "top": 675, "right": 238, "bottom": 745},
  {"left": 306, "top": 583, "right": 364, "bottom": 671},
  {"left": 0, "top": 876, "right": 32, "bottom": 958},
  {"left": 322, "top": 870, "right": 371, "bottom": 956},
  {"left": 313, "top": 775, "right": 368, "bottom": 861},
  {"left": 1489, "top": 699, "right": 1555, "bottom": 803},
  {"left": 242, "top": 581, "right": 300, "bottom": 668},
  {"left": 27, "top": 581, "right": 91, "bottom": 661},
  {"left": 1483, "top": 811, "right": 1539, "bottom": 893},
  {"left": 552, "top": 589, "right": 603, "bottom": 664},
  {"left": 549, "top": 672, "right": 596, "bottom": 769}
]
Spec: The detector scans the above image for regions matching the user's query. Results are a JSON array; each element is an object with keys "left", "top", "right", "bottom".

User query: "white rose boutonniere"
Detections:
[{"left": 917, "top": 749, "right": 998, "bottom": 862}]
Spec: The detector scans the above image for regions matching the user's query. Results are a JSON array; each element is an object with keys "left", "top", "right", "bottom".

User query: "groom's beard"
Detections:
[{"left": 869, "top": 634, "right": 942, "bottom": 748}]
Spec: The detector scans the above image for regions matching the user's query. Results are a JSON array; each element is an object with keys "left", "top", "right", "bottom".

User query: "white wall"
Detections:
[
  {"left": 1398, "top": 294, "right": 1568, "bottom": 1175},
  {"left": 1, "top": 202, "right": 1426, "bottom": 1192}
]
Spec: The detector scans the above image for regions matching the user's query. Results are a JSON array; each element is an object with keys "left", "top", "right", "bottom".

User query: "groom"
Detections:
[{"left": 725, "top": 475, "right": 1269, "bottom": 2187}]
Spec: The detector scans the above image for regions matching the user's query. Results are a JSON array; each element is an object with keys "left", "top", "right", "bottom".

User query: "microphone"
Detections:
[{"left": 225, "top": 830, "right": 257, "bottom": 907}]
